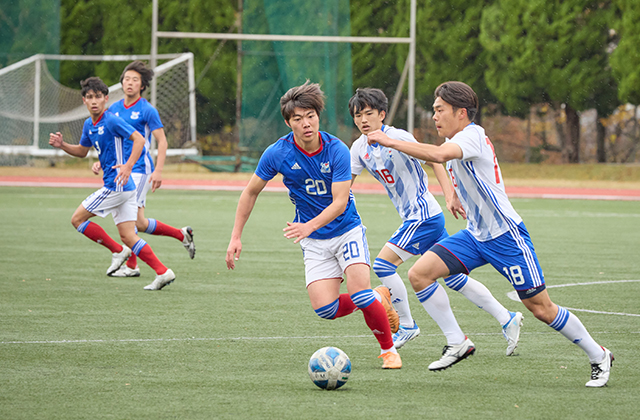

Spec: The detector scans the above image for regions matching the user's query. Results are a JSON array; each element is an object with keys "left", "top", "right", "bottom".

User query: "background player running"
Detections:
[
  {"left": 349, "top": 87, "right": 523, "bottom": 352},
  {"left": 226, "top": 81, "right": 402, "bottom": 369},
  {"left": 93, "top": 61, "right": 195, "bottom": 281},
  {"left": 369, "top": 81, "right": 613, "bottom": 387},
  {"left": 49, "top": 77, "right": 175, "bottom": 291}
]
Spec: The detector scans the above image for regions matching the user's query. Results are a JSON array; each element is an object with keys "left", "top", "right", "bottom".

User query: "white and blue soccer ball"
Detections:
[{"left": 308, "top": 346, "right": 351, "bottom": 390}]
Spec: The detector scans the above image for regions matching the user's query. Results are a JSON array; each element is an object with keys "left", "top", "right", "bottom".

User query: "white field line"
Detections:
[
  {"left": 3, "top": 280, "right": 639, "bottom": 346},
  {"left": 506, "top": 279, "right": 640, "bottom": 317},
  {"left": 2, "top": 331, "right": 639, "bottom": 346}
]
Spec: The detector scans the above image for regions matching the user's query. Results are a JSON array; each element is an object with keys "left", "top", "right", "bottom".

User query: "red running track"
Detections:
[{"left": 1, "top": 175, "right": 639, "bottom": 201}]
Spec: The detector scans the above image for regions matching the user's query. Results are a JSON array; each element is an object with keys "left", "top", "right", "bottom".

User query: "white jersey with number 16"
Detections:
[{"left": 351, "top": 125, "right": 442, "bottom": 222}]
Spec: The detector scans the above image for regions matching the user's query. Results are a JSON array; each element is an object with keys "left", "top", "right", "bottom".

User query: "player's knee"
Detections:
[
  {"left": 527, "top": 304, "right": 555, "bottom": 324},
  {"left": 444, "top": 274, "right": 467, "bottom": 291},
  {"left": 121, "top": 237, "right": 137, "bottom": 249},
  {"left": 372, "top": 258, "right": 397, "bottom": 279},
  {"left": 314, "top": 299, "right": 339, "bottom": 320},
  {"left": 70, "top": 215, "right": 83, "bottom": 229},
  {"left": 135, "top": 215, "right": 149, "bottom": 232},
  {"left": 407, "top": 266, "right": 427, "bottom": 288},
  {"left": 350, "top": 289, "right": 376, "bottom": 309}
]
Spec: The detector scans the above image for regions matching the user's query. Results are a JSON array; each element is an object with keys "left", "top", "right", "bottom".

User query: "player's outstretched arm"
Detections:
[
  {"left": 226, "top": 174, "right": 268, "bottom": 269},
  {"left": 367, "top": 130, "right": 463, "bottom": 164},
  {"left": 48, "top": 132, "right": 91, "bottom": 158},
  {"left": 283, "top": 179, "right": 350, "bottom": 244},
  {"left": 150, "top": 127, "right": 168, "bottom": 192}
]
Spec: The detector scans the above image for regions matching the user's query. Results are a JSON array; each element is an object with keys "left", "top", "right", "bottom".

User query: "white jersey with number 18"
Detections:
[{"left": 446, "top": 123, "right": 522, "bottom": 242}]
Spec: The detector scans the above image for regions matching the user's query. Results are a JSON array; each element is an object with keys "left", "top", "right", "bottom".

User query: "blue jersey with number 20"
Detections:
[{"left": 255, "top": 131, "right": 361, "bottom": 240}]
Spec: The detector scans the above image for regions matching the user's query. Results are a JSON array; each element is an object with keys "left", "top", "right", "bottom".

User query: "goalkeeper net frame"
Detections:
[{"left": 0, "top": 52, "right": 197, "bottom": 157}]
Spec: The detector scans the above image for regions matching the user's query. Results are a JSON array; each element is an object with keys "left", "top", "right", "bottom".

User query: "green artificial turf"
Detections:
[{"left": 1, "top": 187, "right": 638, "bottom": 419}]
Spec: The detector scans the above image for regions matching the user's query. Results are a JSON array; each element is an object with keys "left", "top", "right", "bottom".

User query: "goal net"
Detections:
[{"left": 0, "top": 53, "right": 196, "bottom": 159}]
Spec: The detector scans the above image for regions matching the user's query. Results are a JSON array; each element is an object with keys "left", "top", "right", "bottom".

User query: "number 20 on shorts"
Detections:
[{"left": 342, "top": 241, "right": 360, "bottom": 261}]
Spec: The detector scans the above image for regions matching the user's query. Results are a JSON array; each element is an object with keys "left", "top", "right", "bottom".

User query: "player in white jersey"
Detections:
[
  {"left": 348, "top": 88, "right": 523, "bottom": 352},
  {"left": 226, "top": 81, "right": 402, "bottom": 369},
  {"left": 369, "top": 81, "right": 612, "bottom": 387},
  {"left": 93, "top": 61, "right": 195, "bottom": 284},
  {"left": 48, "top": 77, "right": 175, "bottom": 291}
]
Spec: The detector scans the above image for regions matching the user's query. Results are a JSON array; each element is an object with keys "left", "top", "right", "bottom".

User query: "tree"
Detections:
[
  {"left": 350, "top": 0, "right": 407, "bottom": 109},
  {"left": 59, "top": 0, "right": 238, "bottom": 134},
  {"left": 481, "top": 0, "right": 618, "bottom": 162},
  {"left": 0, "top": 0, "right": 60, "bottom": 67},
  {"left": 415, "top": 0, "right": 496, "bottom": 124},
  {"left": 610, "top": 0, "right": 640, "bottom": 105}
]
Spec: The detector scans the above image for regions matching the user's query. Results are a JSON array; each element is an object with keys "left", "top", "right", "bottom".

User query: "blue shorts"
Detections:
[
  {"left": 388, "top": 213, "right": 449, "bottom": 256},
  {"left": 431, "top": 222, "right": 545, "bottom": 295}
]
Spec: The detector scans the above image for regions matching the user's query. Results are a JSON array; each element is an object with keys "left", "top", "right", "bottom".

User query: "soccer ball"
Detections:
[{"left": 308, "top": 346, "right": 351, "bottom": 390}]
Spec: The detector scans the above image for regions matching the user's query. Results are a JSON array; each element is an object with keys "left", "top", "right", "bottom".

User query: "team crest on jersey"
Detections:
[
  {"left": 131, "top": 112, "right": 140, "bottom": 120},
  {"left": 98, "top": 126, "right": 104, "bottom": 135},
  {"left": 364, "top": 152, "right": 370, "bottom": 160},
  {"left": 320, "top": 162, "right": 331, "bottom": 173},
  {"left": 386, "top": 149, "right": 394, "bottom": 160}
]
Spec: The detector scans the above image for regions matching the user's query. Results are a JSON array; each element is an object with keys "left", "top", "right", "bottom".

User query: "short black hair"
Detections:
[
  {"left": 80, "top": 77, "right": 109, "bottom": 97},
  {"left": 348, "top": 88, "right": 388, "bottom": 118},
  {"left": 280, "top": 80, "right": 325, "bottom": 121},
  {"left": 120, "top": 60, "right": 154, "bottom": 93},
  {"left": 434, "top": 81, "right": 479, "bottom": 122}
]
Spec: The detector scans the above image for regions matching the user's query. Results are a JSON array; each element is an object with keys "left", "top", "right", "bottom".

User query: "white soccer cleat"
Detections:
[
  {"left": 393, "top": 321, "right": 421, "bottom": 349},
  {"left": 107, "top": 246, "right": 132, "bottom": 275},
  {"left": 181, "top": 226, "right": 195, "bottom": 259},
  {"left": 585, "top": 347, "right": 614, "bottom": 387},
  {"left": 428, "top": 337, "right": 476, "bottom": 371},
  {"left": 108, "top": 265, "right": 140, "bottom": 278},
  {"left": 143, "top": 269, "right": 176, "bottom": 291},
  {"left": 502, "top": 311, "right": 524, "bottom": 356}
]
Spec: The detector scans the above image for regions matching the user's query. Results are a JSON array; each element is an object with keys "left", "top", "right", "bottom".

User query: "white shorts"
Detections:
[
  {"left": 299, "top": 224, "right": 371, "bottom": 286},
  {"left": 82, "top": 188, "right": 137, "bottom": 225},
  {"left": 131, "top": 172, "right": 152, "bottom": 208}
]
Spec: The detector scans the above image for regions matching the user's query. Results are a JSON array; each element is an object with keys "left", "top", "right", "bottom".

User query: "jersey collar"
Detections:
[
  {"left": 293, "top": 132, "right": 324, "bottom": 157},
  {"left": 123, "top": 96, "right": 142, "bottom": 109},
  {"left": 92, "top": 111, "right": 106, "bottom": 126}
]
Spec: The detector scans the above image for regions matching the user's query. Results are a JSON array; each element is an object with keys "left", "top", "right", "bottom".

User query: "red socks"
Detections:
[
  {"left": 126, "top": 254, "right": 138, "bottom": 269},
  {"left": 133, "top": 240, "right": 167, "bottom": 275},
  {"left": 360, "top": 300, "right": 394, "bottom": 350},
  {"left": 333, "top": 294, "right": 358, "bottom": 318},
  {"left": 78, "top": 221, "right": 122, "bottom": 253},
  {"left": 147, "top": 219, "right": 183, "bottom": 241}
]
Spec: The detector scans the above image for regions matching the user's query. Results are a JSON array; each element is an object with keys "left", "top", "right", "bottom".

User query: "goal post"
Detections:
[{"left": 0, "top": 53, "right": 197, "bottom": 158}]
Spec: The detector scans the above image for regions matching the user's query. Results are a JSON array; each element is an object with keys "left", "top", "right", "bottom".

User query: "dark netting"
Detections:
[{"left": 241, "top": 0, "right": 353, "bottom": 153}]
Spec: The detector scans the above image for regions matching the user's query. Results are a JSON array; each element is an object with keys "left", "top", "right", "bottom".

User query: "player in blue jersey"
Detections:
[
  {"left": 225, "top": 81, "right": 402, "bottom": 369},
  {"left": 48, "top": 77, "right": 175, "bottom": 290},
  {"left": 349, "top": 88, "right": 523, "bottom": 353},
  {"left": 370, "top": 81, "right": 612, "bottom": 387},
  {"left": 92, "top": 61, "right": 195, "bottom": 284}
]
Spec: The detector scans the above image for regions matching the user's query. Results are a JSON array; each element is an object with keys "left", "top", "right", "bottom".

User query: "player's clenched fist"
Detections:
[{"left": 49, "top": 132, "right": 63, "bottom": 148}]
